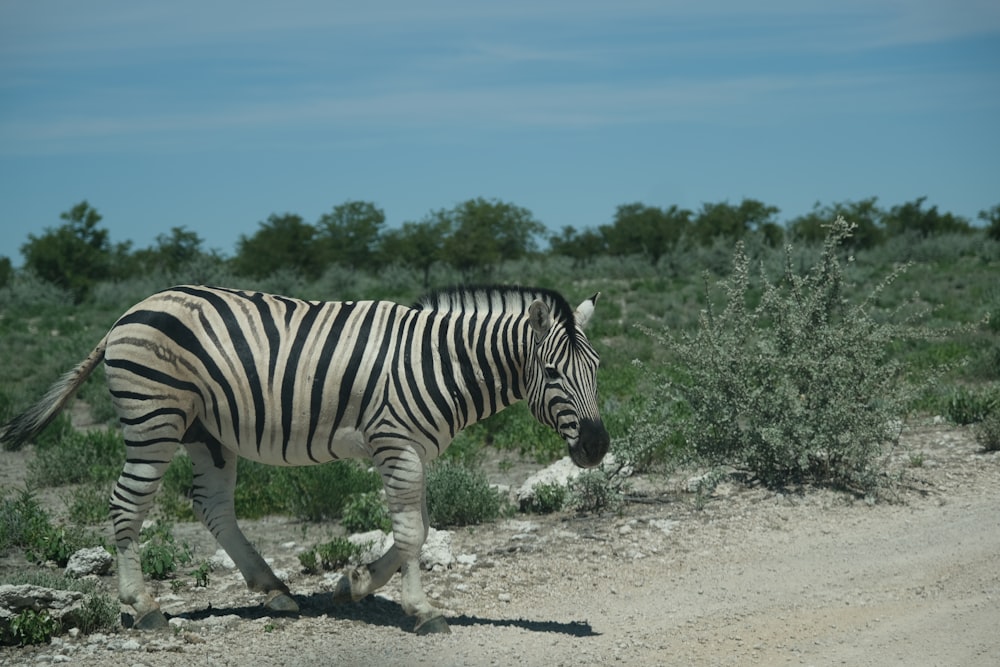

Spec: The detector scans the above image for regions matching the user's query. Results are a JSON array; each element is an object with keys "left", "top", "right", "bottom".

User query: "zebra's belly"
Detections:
[{"left": 231, "top": 426, "right": 372, "bottom": 467}]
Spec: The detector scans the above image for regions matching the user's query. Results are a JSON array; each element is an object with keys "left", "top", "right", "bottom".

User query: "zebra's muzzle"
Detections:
[{"left": 568, "top": 418, "right": 610, "bottom": 468}]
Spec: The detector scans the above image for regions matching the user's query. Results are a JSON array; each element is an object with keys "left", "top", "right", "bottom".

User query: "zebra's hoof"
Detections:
[
  {"left": 133, "top": 609, "right": 169, "bottom": 631},
  {"left": 414, "top": 615, "right": 451, "bottom": 635},
  {"left": 265, "top": 591, "right": 299, "bottom": 613},
  {"left": 331, "top": 575, "right": 354, "bottom": 604}
]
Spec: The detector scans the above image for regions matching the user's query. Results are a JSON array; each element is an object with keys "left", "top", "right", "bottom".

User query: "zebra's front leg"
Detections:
[
  {"left": 334, "top": 445, "right": 449, "bottom": 633},
  {"left": 185, "top": 441, "right": 298, "bottom": 613}
]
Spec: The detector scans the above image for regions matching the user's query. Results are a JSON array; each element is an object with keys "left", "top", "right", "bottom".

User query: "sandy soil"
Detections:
[{"left": 2, "top": 421, "right": 999, "bottom": 666}]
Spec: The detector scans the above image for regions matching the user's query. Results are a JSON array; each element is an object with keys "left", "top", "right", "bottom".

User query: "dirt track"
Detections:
[{"left": 3, "top": 422, "right": 999, "bottom": 666}]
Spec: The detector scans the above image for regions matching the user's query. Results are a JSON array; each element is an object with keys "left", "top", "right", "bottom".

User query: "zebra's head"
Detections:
[{"left": 525, "top": 293, "right": 610, "bottom": 468}]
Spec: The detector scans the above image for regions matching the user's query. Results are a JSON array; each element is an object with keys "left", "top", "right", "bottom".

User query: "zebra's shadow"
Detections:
[{"left": 174, "top": 592, "right": 599, "bottom": 637}]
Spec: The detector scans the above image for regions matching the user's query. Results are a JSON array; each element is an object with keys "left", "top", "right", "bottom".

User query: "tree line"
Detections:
[{"left": 3, "top": 196, "right": 998, "bottom": 302}]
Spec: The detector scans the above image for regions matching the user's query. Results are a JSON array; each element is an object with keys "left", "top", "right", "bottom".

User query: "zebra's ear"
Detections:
[
  {"left": 528, "top": 300, "right": 552, "bottom": 339},
  {"left": 574, "top": 292, "right": 600, "bottom": 330}
]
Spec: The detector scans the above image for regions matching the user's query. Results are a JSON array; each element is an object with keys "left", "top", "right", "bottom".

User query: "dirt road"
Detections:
[{"left": 3, "top": 422, "right": 999, "bottom": 666}]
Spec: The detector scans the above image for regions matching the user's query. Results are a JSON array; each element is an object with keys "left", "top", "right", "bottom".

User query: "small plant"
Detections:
[
  {"left": 191, "top": 560, "right": 212, "bottom": 587},
  {"left": 72, "top": 593, "right": 119, "bottom": 635},
  {"left": 298, "top": 537, "right": 363, "bottom": 574},
  {"left": 521, "top": 482, "right": 566, "bottom": 514},
  {"left": 140, "top": 521, "right": 193, "bottom": 580},
  {"left": 426, "top": 460, "right": 503, "bottom": 526},
  {"left": 8, "top": 609, "right": 59, "bottom": 646},
  {"left": 341, "top": 491, "right": 392, "bottom": 533},
  {"left": 975, "top": 412, "right": 1000, "bottom": 452}
]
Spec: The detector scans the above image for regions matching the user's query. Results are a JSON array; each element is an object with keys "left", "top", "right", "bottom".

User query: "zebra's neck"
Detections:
[{"left": 432, "top": 307, "right": 532, "bottom": 431}]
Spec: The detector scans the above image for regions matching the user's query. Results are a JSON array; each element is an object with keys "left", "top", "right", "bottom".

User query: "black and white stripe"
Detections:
[{"left": 0, "top": 283, "right": 608, "bottom": 632}]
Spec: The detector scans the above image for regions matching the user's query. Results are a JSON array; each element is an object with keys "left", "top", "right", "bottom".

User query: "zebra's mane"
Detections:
[{"left": 413, "top": 285, "right": 580, "bottom": 347}]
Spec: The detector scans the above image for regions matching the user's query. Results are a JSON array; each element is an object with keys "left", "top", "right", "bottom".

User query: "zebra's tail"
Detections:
[{"left": 0, "top": 334, "right": 109, "bottom": 451}]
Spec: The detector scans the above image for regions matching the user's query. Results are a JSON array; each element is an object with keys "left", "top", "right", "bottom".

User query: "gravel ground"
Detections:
[{"left": 3, "top": 421, "right": 999, "bottom": 666}]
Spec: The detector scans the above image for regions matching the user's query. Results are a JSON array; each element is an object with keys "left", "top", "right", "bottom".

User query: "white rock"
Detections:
[
  {"left": 420, "top": 529, "right": 454, "bottom": 570},
  {"left": 209, "top": 549, "right": 236, "bottom": 569},
  {"left": 64, "top": 547, "right": 113, "bottom": 578}
]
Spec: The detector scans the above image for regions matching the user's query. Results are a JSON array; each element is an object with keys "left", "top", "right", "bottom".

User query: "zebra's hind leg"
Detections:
[
  {"left": 185, "top": 439, "right": 298, "bottom": 613},
  {"left": 111, "top": 448, "right": 176, "bottom": 630}
]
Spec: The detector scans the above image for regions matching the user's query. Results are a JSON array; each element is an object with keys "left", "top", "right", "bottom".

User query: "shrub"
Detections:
[
  {"left": 521, "top": 481, "right": 566, "bottom": 514},
  {"left": 567, "top": 469, "right": 624, "bottom": 514},
  {"left": 235, "top": 460, "right": 383, "bottom": 522},
  {"left": 1, "top": 489, "right": 100, "bottom": 566},
  {"left": 72, "top": 592, "right": 119, "bottom": 634},
  {"left": 8, "top": 609, "right": 59, "bottom": 646},
  {"left": 341, "top": 491, "right": 392, "bottom": 533},
  {"left": 975, "top": 413, "right": 1000, "bottom": 452},
  {"left": 426, "top": 460, "right": 503, "bottom": 526},
  {"left": 298, "top": 537, "right": 363, "bottom": 574},
  {"left": 642, "top": 217, "right": 923, "bottom": 495}
]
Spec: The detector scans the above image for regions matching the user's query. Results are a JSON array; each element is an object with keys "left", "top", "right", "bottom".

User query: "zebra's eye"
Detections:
[{"left": 544, "top": 366, "right": 561, "bottom": 381}]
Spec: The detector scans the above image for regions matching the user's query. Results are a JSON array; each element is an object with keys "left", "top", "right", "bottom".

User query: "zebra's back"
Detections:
[{"left": 104, "top": 285, "right": 415, "bottom": 465}]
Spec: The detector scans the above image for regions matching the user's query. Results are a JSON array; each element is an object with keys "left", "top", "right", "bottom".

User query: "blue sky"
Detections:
[{"left": 1, "top": 1, "right": 998, "bottom": 264}]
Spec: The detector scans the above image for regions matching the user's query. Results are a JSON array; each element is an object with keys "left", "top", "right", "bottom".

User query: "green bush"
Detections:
[
  {"left": 1, "top": 489, "right": 101, "bottom": 566},
  {"left": 426, "top": 460, "right": 503, "bottom": 526},
  {"left": 298, "top": 537, "right": 363, "bottom": 574},
  {"left": 8, "top": 609, "right": 59, "bottom": 646},
  {"left": 341, "top": 491, "right": 392, "bottom": 533},
  {"left": 567, "top": 469, "right": 624, "bottom": 514},
  {"left": 643, "top": 217, "right": 921, "bottom": 495},
  {"left": 234, "top": 459, "right": 382, "bottom": 522},
  {"left": 521, "top": 482, "right": 566, "bottom": 514},
  {"left": 72, "top": 592, "right": 120, "bottom": 635}
]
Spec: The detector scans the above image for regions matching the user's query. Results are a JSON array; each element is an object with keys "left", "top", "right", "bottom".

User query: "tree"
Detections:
[
  {"left": 316, "top": 201, "right": 386, "bottom": 270},
  {"left": 600, "top": 203, "right": 691, "bottom": 265},
  {"left": 979, "top": 204, "right": 1000, "bottom": 242},
  {"left": 439, "top": 198, "right": 545, "bottom": 279},
  {"left": 232, "top": 213, "right": 322, "bottom": 279},
  {"left": 380, "top": 217, "right": 452, "bottom": 288},
  {"left": 20, "top": 201, "right": 116, "bottom": 302},
  {"left": 0, "top": 256, "right": 11, "bottom": 290},
  {"left": 692, "top": 199, "right": 779, "bottom": 245},
  {"left": 882, "top": 197, "right": 971, "bottom": 237},
  {"left": 132, "top": 227, "right": 206, "bottom": 273},
  {"left": 548, "top": 226, "right": 607, "bottom": 267},
  {"left": 788, "top": 198, "right": 885, "bottom": 250}
]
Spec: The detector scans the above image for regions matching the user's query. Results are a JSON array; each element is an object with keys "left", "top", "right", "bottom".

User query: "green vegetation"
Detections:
[
  {"left": 0, "top": 196, "right": 996, "bottom": 640},
  {"left": 0, "top": 489, "right": 103, "bottom": 566},
  {"left": 426, "top": 460, "right": 505, "bottom": 526},
  {"left": 341, "top": 491, "right": 393, "bottom": 533},
  {"left": 639, "top": 218, "right": 931, "bottom": 494},
  {"left": 298, "top": 537, "right": 365, "bottom": 574},
  {"left": 139, "top": 520, "right": 193, "bottom": 580}
]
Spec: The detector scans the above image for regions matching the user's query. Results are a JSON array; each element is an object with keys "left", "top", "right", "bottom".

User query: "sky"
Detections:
[{"left": 1, "top": 1, "right": 998, "bottom": 265}]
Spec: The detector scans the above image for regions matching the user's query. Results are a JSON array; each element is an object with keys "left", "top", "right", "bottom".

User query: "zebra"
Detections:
[{"left": 0, "top": 284, "right": 608, "bottom": 634}]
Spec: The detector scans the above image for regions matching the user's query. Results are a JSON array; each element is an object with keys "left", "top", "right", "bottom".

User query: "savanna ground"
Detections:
[{"left": 2, "top": 419, "right": 998, "bottom": 667}]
